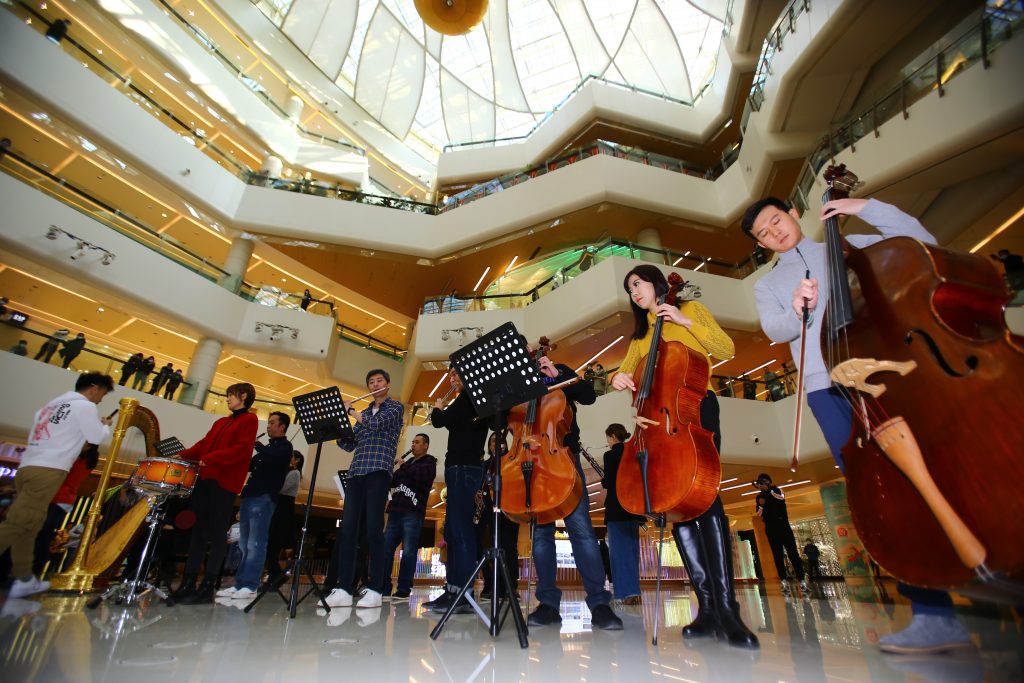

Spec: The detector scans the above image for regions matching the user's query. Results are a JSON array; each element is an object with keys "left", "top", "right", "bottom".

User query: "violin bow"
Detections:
[{"left": 790, "top": 269, "right": 811, "bottom": 471}]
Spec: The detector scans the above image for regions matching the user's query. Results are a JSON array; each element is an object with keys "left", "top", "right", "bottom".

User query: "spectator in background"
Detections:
[
  {"left": 149, "top": 363, "right": 174, "bottom": 396},
  {"left": 119, "top": 353, "right": 142, "bottom": 386},
  {"left": 265, "top": 451, "right": 303, "bottom": 584},
  {"left": 35, "top": 329, "right": 69, "bottom": 364},
  {"left": 33, "top": 443, "right": 99, "bottom": 576},
  {"left": 0, "top": 297, "right": 8, "bottom": 318},
  {"left": 764, "top": 369, "right": 785, "bottom": 402},
  {"left": 992, "top": 248, "right": 1024, "bottom": 292},
  {"left": 592, "top": 363, "right": 608, "bottom": 394},
  {"left": 300, "top": 289, "right": 313, "bottom": 311},
  {"left": 59, "top": 333, "right": 86, "bottom": 369},
  {"left": 742, "top": 378, "right": 757, "bottom": 400},
  {"left": 0, "top": 138, "right": 11, "bottom": 160},
  {"left": 9, "top": 340, "right": 28, "bottom": 356},
  {"left": 717, "top": 376, "right": 733, "bottom": 398},
  {"left": 164, "top": 369, "right": 184, "bottom": 401},
  {"left": 45, "top": 18, "right": 71, "bottom": 44},
  {"left": 133, "top": 356, "right": 155, "bottom": 391},
  {"left": 804, "top": 539, "right": 821, "bottom": 581}
]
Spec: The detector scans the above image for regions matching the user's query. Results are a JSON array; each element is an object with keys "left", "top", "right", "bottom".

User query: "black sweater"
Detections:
[
  {"left": 431, "top": 392, "right": 488, "bottom": 467},
  {"left": 542, "top": 363, "right": 596, "bottom": 453},
  {"left": 241, "top": 436, "right": 291, "bottom": 501}
]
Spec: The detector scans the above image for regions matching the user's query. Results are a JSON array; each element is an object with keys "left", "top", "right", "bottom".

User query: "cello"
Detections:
[
  {"left": 616, "top": 273, "right": 721, "bottom": 522},
  {"left": 501, "top": 337, "right": 584, "bottom": 525},
  {"left": 814, "top": 164, "right": 1024, "bottom": 589}
]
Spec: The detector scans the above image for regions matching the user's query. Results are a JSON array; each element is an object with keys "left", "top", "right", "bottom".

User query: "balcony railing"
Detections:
[{"left": 787, "top": 1, "right": 1024, "bottom": 216}]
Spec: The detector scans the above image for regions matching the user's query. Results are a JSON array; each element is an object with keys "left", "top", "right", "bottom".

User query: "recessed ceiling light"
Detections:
[{"left": 97, "top": 307, "right": 104, "bottom": 312}]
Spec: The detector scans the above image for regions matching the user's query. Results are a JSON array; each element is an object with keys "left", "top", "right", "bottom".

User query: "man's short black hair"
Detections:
[
  {"left": 269, "top": 411, "right": 291, "bottom": 430},
  {"left": 414, "top": 432, "right": 429, "bottom": 445},
  {"left": 756, "top": 473, "right": 772, "bottom": 484},
  {"left": 76, "top": 372, "right": 114, "bottom": 392},
  {"left": 741, "top": 197, "right": 791, "bottom": 239},
  {"left": 366, "top": 368, "right": 390, "bottom": 385}
]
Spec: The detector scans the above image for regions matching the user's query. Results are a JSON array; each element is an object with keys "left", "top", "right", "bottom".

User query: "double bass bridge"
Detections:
[{"left": 829, "top": 358, "right": 917, "bottom": 398}]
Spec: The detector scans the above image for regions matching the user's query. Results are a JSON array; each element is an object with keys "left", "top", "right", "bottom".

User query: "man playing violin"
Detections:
[
  {"left": 744, "top": 196, "right": 972, "bottom": 655},
  {"left": 527, "top": 348, "right": 623, "bottom": 631}
]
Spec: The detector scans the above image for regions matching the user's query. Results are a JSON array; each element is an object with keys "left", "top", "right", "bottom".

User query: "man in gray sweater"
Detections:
[{"left": 744, "top": 196, "right": 972, "bottom": 656}]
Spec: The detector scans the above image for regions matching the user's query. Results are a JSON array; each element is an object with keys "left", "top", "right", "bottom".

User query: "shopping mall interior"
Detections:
[{"left": 0, "top": 0, "right": 1022, "bottom": 681}]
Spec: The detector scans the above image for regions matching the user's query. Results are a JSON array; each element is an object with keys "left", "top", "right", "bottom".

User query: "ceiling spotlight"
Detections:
[
  {"left": 441, "top": 330, "right": 450, "bottom": 341},
  {"left": 475, "top": 327, "right": 483, "bottom": 339},
  {"left": 46, "top": 226, "right": 59, "bottom": 240},
  {"left": 255, "top": 323, "right": 263, "bottom": 333},
  {"left": 291, "top": 329, "right": 299, "bottom": 340},
  {"left": 101, "top": 253, "right": 115, "bottom": 266},
  {"left": 70, "top": 245, "right": 86, "bottom": 261},
  {"left": 269, "top": 327, "right": 283, "bottom": 342}
]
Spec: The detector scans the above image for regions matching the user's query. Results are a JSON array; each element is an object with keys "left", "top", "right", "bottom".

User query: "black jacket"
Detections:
[
  {"left": 431, "top": 392, "right": 488, "bottom": 467},
  {"left": 601, "top": 442, "right": 644, "bottom": 523}
]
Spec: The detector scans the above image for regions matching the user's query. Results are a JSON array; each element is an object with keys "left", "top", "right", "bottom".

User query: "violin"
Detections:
[
  {"left": 816, "top": 164, "right": 1024, "bottom": 589},
  {"left": 616, "top": 273, "right": 721, "bottom": 522},
  {"left": 501, "top": 337, "right": 584, "bottom": 525}
]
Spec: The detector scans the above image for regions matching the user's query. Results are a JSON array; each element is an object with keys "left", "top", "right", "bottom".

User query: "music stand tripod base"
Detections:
[
  {"left": 246, "top": 386, "right": 354, "bottom": 616},
  {"left": 430, "top": 322, "right": 546, "bottom": 648}
]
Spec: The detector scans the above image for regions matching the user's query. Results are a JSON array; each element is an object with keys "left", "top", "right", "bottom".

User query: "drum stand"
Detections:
[{"left": 87, "top": 495, "right": 173, "bottom": 609}]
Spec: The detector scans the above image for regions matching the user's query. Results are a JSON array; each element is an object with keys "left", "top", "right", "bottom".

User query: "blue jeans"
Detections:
[
  {"left": 606, "top": 520, "right": 642, "bottom": 599},
  {"left": 234, "top": 494, "right": 275, "bottom": 590},
  {"left": 444, "top": 465, "right": 483, "bottom": 590},
  {"left": 381, "top": 511, "right": 424, "bottom": 594},
  {"left": 807, "top": 387, "right": 954, "bottom": 618},
  {"left": 533, "top": 454, "right": 611, "bottom": 610}
]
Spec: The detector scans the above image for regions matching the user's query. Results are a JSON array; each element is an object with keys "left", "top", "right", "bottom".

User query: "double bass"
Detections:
[
  {"left": 616, "top": 273, "right": 721, "bottom": 522},
  {"left": 501, "top": 337, "right": 584, "bottom": 525},
  {"left": 815, "top": 164, "right": 1024, "bottom": 589}
]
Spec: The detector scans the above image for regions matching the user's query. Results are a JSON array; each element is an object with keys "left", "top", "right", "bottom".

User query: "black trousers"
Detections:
[
  {"left": 264, "top": 494, "right": 296, "bottom": 578},
  {"left": 184, "top": 478, "right": 236, "bottom": 579},
  {"left": 765, "top": 521, "right": 805, "bottom": 581},
  {"left": 332, "top": 470, "right": 389, "bottom": 593}
]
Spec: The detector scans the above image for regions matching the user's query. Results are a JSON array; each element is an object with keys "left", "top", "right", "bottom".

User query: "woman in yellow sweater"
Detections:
[{"left": 610, "top": 264, "right": 757, "bottom": 649}]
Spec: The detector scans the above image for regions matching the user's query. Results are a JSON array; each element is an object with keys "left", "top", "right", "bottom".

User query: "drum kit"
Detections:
[{"left": 87, "top": 456, "right": 198, "bottom": 608}]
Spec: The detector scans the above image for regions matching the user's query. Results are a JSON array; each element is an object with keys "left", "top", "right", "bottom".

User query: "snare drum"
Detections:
[{"left": 129, "top": 457, "right": 198, "bottom": 496}]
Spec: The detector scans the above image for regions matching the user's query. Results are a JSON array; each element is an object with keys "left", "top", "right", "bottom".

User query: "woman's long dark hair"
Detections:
[{"left": 623, "top": 264, "right": 669, "bottom": 340}]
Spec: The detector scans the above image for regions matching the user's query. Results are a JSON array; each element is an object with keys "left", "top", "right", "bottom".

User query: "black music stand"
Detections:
[
  {"left": 430, "top": 322, "right": 547, "bottom": 649},
  {"left": 246, "top": 387, "right": 353, "bottom": 617}
]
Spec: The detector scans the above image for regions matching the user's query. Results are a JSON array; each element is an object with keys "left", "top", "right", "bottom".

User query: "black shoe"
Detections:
[
  {"left": 178, "top": 579, "right": 215, "bottom": 605},
  {"left": 427, "top": 591, "right": 456, "bottom": 613},
  {"left": 390, "top": 589, "right": 411, "bottom": 601},
  {"left": 590, "top": 604, "right": 623, "bottom": 631},
  {"left": 479, "top": 589, "right": 493, "bottom": 601},
  {"left": 171, "top": 574, "right": 197, "bottom": 601},
  {"left": 450, "top": 594, "right": 476, "bottom": 615},
  {"left": 673, "top": 523, "right": 716, "bottom": 639},
  {"left": 527, "top": 603, "right": 562, "bottom": 626}
]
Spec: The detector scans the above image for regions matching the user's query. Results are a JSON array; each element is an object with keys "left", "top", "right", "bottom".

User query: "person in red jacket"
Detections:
[{"left": 173, "top": 382, "right": 258, "bottom": 604}]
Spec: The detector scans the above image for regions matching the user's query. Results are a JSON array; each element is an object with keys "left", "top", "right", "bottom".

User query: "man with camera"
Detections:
[{"left": 754, "top": 473, "right": 808, "bottom": 596}]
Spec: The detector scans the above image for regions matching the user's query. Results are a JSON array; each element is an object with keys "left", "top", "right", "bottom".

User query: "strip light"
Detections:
[
  {"left": 575, "top": 335, "right": 625, "bottom": 373},
  {"left": 428, "top": 371, "right": 450, "bottom": 398},
  {"left": 504, "top": 255, "right": 518, "bottom": 273},
  {"left": 739, "top": 359, "right": 777, "bottom": 377},
  {"left": 741, "top": 479, "right": 811, "bottom": 496},
  {"left": 473, "top": 266, "right": 491, "bottom": 291}
]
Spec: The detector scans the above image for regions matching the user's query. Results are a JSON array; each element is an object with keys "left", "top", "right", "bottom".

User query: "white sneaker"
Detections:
[
  {"left": 232, "top": 587, "right": 257, "bottom": 600},
  {"left": 799, "top": 579, "right": 810, "bottom": 594},
  {"left": 325, "top": 588, "right": 353, "bottom": 608},
  {"left": 356, "top": 589, "right": 382, "bottom": 608},
  {"left": 216, "top": 586, "right": 238, "bottom": 598},
  {"left": 780, "top": 581, "right": 791, "bottom": 595},
  {"left": 9, "top": 576, "right": 50, "bottom": 599}
]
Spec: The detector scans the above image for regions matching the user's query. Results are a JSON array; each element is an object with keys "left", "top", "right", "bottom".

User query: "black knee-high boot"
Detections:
[
  {"left": 702, "top": 503, "right": 759, "bottom": 649},
  {"left": 673, "top": 522, "right": 716, "bottom": 638}
]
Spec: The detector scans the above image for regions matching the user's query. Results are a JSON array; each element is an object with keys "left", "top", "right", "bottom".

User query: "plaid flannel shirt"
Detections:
[{"left": 337, "top": 397, "right": 404, "bottom": 476}]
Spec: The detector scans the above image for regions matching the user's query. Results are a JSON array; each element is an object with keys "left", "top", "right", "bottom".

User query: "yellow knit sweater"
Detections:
[{"left": 616, "top": 301, "right": 734, "bottom": 390}]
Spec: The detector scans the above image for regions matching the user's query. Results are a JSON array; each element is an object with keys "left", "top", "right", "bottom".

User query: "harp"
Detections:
[{"left": 50, "top": 398, "right": 161, "bottom": 592}]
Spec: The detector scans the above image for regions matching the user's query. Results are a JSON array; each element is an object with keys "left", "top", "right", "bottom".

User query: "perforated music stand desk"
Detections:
[{"left": 431, "top": 322, "right": 546, "bottom": 648}]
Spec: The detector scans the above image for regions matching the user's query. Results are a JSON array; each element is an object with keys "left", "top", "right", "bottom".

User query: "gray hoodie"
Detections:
[{"left": 753, "top": 199, "right": 936, "bottom": 393}]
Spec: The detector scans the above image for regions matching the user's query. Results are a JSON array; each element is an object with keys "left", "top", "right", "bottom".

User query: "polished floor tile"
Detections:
[{"left": 1, "top": 580, "right": 1020, "bottom": 682}]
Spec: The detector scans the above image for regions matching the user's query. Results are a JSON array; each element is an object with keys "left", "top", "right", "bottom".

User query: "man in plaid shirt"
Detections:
[{"left": 325, "top": 369, "right": 404, "bottom": 609}]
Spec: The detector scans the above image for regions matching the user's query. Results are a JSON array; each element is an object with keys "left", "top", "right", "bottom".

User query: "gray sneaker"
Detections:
[{"left": 878, "top": 614, "right": 973, "bottom": 654}]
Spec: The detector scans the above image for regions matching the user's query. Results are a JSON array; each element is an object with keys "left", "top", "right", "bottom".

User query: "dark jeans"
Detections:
[
  {"left": 808, "top": 385, "right": 954, "bottom": 618},
  {"left": 381, "top": 511, "right": 424, "bottom": 594},
  {"left": 765, "top": 521, "right": 805, "bottom": 581},
  {"left": 332, "top": 470, "right": 390, "bottom": 594},
  {"left": 35, "top": 342, "right": 58, "bottom": 363},
  {"left": 533, "top": 452, "right": 611, "bottom": 611},
  {"left": 606, "top": 520, "right": 642, "bottom": 599},
  {"left": 184, "top": 478, "right": 237, "bottom": 579},
  {"left": 444, "top": 465, "right": 483, "bottom": 590}
]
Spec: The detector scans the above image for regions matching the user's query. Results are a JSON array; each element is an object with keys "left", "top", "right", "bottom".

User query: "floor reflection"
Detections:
[{"left": 0, "top": 580, "right": 1020, "bottom": 683}]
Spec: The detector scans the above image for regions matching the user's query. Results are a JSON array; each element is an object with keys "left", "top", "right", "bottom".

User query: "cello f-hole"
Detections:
[{"left": 904, "top": 329, "right": 978, "bottom": 377}]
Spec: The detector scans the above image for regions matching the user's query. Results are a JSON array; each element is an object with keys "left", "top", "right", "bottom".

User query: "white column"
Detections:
[
  {"left": 259, "top": 155, "right": 283, "bottom": 184},
  {"left": 635, "top": 227, "right": 665, "bottom": 264},
  {"left": 177, "top": 337, "right": 223, "bottom": 407},
  {"left": 218, "top": 235, "right": 255, "bottom": 294},
  {"left": 286, "top": 94, "right": 304, "bottom": 123}
]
